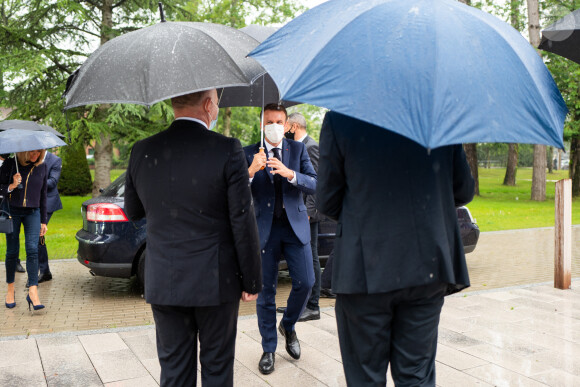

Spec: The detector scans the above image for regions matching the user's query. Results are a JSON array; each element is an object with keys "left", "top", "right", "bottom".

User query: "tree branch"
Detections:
[
  {"left": 82, "top": 0, "right": 101, "bottom": 8},
  {"left": 112, "top": 0, "right": 130, "bottom": 9},
  {"left": 0, "top": 26, "right": 73, "bottom": 74}
]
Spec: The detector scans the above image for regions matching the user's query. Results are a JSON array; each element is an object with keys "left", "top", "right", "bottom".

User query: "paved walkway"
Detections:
[{"left": 0, "top": 226, "right": 579, "bottom": 385}]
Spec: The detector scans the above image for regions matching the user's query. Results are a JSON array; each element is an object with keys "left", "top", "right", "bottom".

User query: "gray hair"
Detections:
[{"left": 287, "top": 112, "right": 307, "bottom": 130}]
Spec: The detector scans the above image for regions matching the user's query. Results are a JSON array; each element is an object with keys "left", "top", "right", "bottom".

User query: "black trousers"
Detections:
[
  {"left": 151, "top": 300, "right": 240, "bottom": 387},
  {"left": 335, "top": 282, "right": 447, "bottom": 387}
]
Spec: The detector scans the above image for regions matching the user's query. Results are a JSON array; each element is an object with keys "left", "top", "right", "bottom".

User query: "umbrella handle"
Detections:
[
  {"left": 259, "top": 147, "right": 265, "bottom": 170},
  {"left": 13, "top": 155, "right": 22, "bottom": 189}
]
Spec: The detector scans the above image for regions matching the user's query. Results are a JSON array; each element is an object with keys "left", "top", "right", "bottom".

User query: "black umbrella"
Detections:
[
  {"left": 539, "top": 9, "right": 580, "bottom": 64},
  {"left": 0, "top": 120, "right": 65, "bottom": 139},
  {"left": 0, "top": 129, "right": 67, "bottom": 188},
  {"left": 63, "top": 22, "right": 267, "bottom": 109},
  {"left": 218, "top": 25, "right": 298, "bottom": 108}
]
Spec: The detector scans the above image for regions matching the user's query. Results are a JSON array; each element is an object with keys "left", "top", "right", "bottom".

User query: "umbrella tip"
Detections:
[{"left": 158, "top": 2, "right": 166, "bottom": 23}]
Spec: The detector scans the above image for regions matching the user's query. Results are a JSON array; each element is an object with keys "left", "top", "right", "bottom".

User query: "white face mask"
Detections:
[
  {"left": 207, "top": 99, "right": 219, "bottom": 131},
  {"left": 264, "top": 123, "right": 285, "bottom": 145}
]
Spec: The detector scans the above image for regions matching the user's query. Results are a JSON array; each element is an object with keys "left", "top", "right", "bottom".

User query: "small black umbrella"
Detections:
[
  {"left": 0, "top": 129, "right": 67, "bottom": 188},
  {"left": 0, "top": 120, "right": 65, "bottom": 138},
  {"left": 218, "top": 25, "right": 298, "bottom": 108},
  {"left": 63, "top": 22, "right": 267, "bottom": 109},
  {"left": 539, "top": 9, "right": 580, "bottom": 64}
]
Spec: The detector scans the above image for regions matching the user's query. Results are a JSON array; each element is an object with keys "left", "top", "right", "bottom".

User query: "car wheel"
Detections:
[{"left": 137, "top": 250, "right": 146, "bottom": 288}]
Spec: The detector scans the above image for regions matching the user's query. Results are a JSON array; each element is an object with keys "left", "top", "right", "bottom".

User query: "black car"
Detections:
[{"left": 76, "top": 173, "right": 479, "bottom": 286}]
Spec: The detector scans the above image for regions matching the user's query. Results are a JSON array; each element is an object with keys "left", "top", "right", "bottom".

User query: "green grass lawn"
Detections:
[
  {"left": 468, "top": 168, "right": 579, "bottom": 231},
  {"left": 0, "top": 167, "right": 577, "bottom": 260}
]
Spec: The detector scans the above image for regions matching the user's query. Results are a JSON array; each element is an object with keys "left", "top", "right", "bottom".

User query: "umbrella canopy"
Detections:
[
  {"left": 240, "top": 25, "right": 279, "bottom": 43},
  {"left": 218, "top": 25, "right": 298, "bottom": 108},
  {"left": 0, "top": 120, "right": 65, "bottom": 138},
  {"left": 250, "top": 0, "right": 568, "bottom": 149},
  {"left": 539, "top": 9, "right": 580, "bottom": 64},
  {"left": 0, "top": 129, "right": 67, "bottom": 154},
  {"left": 63, "top": 22, "right": 266, "bottom": 109}
]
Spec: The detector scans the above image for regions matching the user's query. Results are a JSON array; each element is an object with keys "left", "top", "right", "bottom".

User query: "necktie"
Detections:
[{"left": 272, "top": 148, "right": 283, "bottom": 218}]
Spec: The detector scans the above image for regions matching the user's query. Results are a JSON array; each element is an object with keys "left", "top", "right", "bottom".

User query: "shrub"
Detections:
[{"left": 58, "top": 142, "right": 93, "bottom": 196}]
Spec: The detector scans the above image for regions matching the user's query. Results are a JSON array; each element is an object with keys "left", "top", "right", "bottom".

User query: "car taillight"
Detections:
[{"left": 86, "top": 203, "right": 128, "bottom": 222}]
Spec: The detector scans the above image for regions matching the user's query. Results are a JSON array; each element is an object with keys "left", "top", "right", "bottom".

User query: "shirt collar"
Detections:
[
  {"left": 175, "top": 117, "right": 208, "bottom": 130},
  {"left": 295, "top": 133, "right": 307, "bottom": 142},
  {"left": 264, "top": 140, "right": 282, "bottom": 154}
]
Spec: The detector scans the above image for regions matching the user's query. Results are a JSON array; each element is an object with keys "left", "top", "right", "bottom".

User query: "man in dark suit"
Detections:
[
  {"left": 244, "top": 103, "right": 317, "bottom": 375},
  {"left": 35, "top": 151, "right": 62, "bottom": 282},
  {"left": 124, "top": 89, "right": 262, "bottom": 387},
  {"left": 316, "top": 111, "right": 475, "bottom": 386},
  {"left": 282, "top": 112, "right": 322, "bottom": 321}
]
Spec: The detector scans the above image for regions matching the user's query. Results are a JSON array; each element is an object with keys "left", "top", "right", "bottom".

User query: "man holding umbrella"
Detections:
[
  {"left": 244, "top": 103, "right": 316, "bottom": 375},
  {"left": 124, "top": 89, "right": 262, "bottom": 387},
  {"left": 316, "top": 111, "right": 475, "bottom": 386}
]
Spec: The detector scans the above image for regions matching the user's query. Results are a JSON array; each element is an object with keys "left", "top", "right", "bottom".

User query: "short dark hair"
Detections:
[
  {"left": 171, "top": 90, "right": 212, "bottom": 109},
  {"left": 261, "top": 103, "right": 287, "bottom": 119}
]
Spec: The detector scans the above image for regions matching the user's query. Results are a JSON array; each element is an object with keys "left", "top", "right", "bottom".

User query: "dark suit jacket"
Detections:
[
  {"left": 302, "top": 135, "right": 321, "bottom": 223},
  {"left": 316, "top": 111, "right": 475, "bottom": 295},
  {"left": 125, "top": 119, "right": 262, "bottom": 307},
  {"left": 243, "top": 139, "right": 317, "bottom": 249},
  {"left": 44, "top": 152, "right": 63, "bottom": 214}
]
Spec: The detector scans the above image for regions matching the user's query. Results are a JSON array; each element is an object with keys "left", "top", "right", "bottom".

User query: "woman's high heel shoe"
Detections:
[
  {"left": 26, "top": 294, "right": 44, "bottom": 312},
  {"left": 5, "top": 292, "right": 15, "bottom": 309}
]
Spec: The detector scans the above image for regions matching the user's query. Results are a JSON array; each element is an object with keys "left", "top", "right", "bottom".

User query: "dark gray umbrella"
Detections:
[
  {"left": 539, "top": 9, "right": 580, "bottom": 64},
  {"left": 63, "top": 22, "right": 266, "bottom": 109},
  {"left": 0, "top": 120, "right": 65, "bottom": 138},
  {"left": 218, "top": 25, "right": 298, "bottom": 108},
  {"left": 240, "top": 25, "right": 279, "bottom": 43}
]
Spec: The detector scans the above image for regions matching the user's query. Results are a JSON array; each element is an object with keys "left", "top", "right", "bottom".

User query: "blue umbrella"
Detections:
[
  {"left": 249, "top": 0, "right": 568, "bottom": 149},
  {"left": 0, "top": 129, "right": 67, "bottom": 154}
]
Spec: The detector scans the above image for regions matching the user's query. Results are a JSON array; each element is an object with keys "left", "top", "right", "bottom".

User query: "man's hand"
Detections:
[
  {"left": 267, "top": 158, "right": 294, "bottom": 180},
  {"left": 248, "top": 151, "right": 267, "bottom": 178},
  {"left": 241, "top": 291, "right": 259, "bottom": 302},
  {"left": 40, "top": 224, "right": 47, "bottom": 237}
]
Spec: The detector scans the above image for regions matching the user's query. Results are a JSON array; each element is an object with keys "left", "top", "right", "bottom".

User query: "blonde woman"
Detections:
[{"left": 0, "top": 150, "right": 48, "bottom": 312}]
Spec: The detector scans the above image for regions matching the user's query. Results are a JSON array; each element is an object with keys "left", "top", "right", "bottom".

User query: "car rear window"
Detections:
[{"left": 100, "top": 172, "right": 126, "bottom": 198}]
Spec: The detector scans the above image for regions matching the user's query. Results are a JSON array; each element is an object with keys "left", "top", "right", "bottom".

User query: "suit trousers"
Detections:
[
  {"left": 257, "top": 213, "right": 315, "bottom": 353},
  {"left": 306, "top": 221, "right": 320, "bottom": 310},
  {"left": 335, "top": 282, "right": 447, "bottom": 387},
  {"left": 151, "top": 300, "right": 240, "bottom": 387},
  {"left": 37, "top": 212, "right": 53, "bottom": 274}
]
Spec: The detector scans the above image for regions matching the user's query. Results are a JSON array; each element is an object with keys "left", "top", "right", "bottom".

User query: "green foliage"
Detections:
[{"left": 58, "top": 142, "right": 93, "bottom": 196}]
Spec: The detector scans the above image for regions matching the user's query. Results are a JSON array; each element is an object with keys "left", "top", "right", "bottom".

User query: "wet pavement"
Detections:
[{"left": 0, "top": 226, "right": 579, "bottom": 386}]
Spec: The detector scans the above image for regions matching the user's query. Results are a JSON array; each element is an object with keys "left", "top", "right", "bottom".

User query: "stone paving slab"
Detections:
[
  {"left": 1, "top": 226, "right": 579, "bottom": 338},
  {"left": 1, "top": 281, "right": 580, "bottom": 386}
]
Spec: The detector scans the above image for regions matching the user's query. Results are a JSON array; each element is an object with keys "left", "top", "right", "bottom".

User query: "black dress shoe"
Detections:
[
  {"left": 276, "top": 306, "right": 286, "bottom": 314},
  {"left": 38, "top": 272, "right": 52, "bottom": 283},
  {"left": 15, "top": 263, "right": 25, "bottom": 273},
  {"left": 320, "top": 288, "right": 337, "bottom": 299},
  {"left": 278, "top": 321, "right": 301, "bottom": 359},
  {"left": 258, "top": 352, "right": 275, "bottom": 375},
  {"left": 298, "top": 307, "right": 320, "bottom": 322}
]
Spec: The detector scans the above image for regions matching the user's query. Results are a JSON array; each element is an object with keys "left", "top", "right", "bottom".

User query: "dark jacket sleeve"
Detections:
[
  {"left": 225, "top": 139, "right": 262, "bottom": 294},
  {"left": 452, "top": 144, "right": 475, "bottom": 207},
  {"left": 304, "top": 138, "right": 321, "bottom": 221},
  {"left": 47, "top": 155, "right": 62, "bottom": 191},
  {"left": 124, "top": 142, "right": 146, "bottom": 221},
  {"left": 316, "top": 112, "right": 345, "bottom": 221},
  {"left": 294, "top": 142, "right": 317, "bottom": 195},
  {"left": 40, "top": 164, "right": 48, "bottom": 224}
]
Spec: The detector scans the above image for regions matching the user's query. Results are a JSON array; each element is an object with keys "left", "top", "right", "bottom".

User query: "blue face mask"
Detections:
[{"left": 208, "top": 100, "right": 219, "bottom": 131}]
